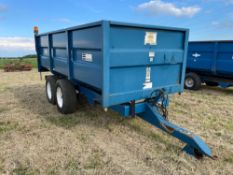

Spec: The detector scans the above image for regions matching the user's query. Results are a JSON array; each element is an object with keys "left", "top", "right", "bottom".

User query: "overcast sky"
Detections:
[{"left": 0, "top": 0, "right": 233, "bottom": 57}]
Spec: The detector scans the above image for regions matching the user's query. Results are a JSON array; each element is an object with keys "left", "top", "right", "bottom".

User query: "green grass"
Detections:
[
  {"left": 46, "top": 115, "right": 82, "bottom": 129},
  {"left": 0, "top": 107, "right": 7, "bottom": 113},
  {"left": 65, "top": 159, "right": 82, "bottom": 174},
  {"left": 0, "top": 121, "right": 18, "bottom": 134},
  {"left": 12, "top": 163, "right": 40, "bottom": 175},
  {"left": 0, "top": 58, "right": 37, "bottom": 69},
  {"left": 224, "top": 156, "right": 233, "bottom": 163},
  {"left": 84, "top": 149, "right": 105, "bottom": 169}
]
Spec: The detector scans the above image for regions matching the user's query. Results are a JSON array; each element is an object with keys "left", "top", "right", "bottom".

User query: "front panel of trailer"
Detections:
[{"left": 104, "top": 23, "right": 188, "bottom": 107}]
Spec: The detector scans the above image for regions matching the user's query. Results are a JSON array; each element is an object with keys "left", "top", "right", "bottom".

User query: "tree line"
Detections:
[{"left": 0, "top": 54, "right": 37, "bottom": 59}]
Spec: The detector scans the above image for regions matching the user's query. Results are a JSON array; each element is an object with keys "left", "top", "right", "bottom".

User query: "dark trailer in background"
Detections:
[
  {"left": 34, "top": 20, "right": 213, "bottom": 159},
  {"left": 185, "top": 41, "right": 233, "bottom": 90}
]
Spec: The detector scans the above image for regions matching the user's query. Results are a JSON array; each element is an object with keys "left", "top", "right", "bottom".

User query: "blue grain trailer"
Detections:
[
  {"left": 34, "top": 20, "right": 213, "bottom": 159},
  {"left": 185, "top": 41, "right": 233, "bottom": 90}
]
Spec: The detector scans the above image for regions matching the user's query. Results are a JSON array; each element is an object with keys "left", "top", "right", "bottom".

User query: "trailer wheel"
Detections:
[
  {"left": 205, "top": 81, "right": 219, "bottom": 87},
  {"left": 55, "top": 79, "right": 77, "bottom": 114},
  {"left": 45, "top": 75, "right": 58, "bottom": 105},
  {"left": 184, "top": 73, "right": 201, "bottom": 90}
]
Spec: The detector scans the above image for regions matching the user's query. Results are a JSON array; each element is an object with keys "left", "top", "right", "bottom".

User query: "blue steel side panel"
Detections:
[
  {"left": 110, "top": 27, "right": 184, "bottom": 49},
  {"left": 39, "top": 35, "right": 50, "bottom": 69},
  {"left": 216, "top": 42, "right": 233, "bottom": 75},
  {"left": 51, "top": 32, "right": 68, "bottom": 75},
  {"left": 71, "top": 26, "right": 103, "bottom": 89},
  {"left": 72, "top": 27, "right": 102, "bottom": 49},
  {"left": 187, "top": 42, "right": 215, "bottom": 72},
  {"left": 40, "top": 35, "right": 49, "bottom": 47},
  {"left": 106, "top": 25, "right": 188, "bottom": 107},
  {"left": 188, "top": 41, "right": 233, "bottom": 77},
  {"left": 110, "top": 50, "right": 183, "bottom": 67},
  {"left": 110, "top": 65, "right": 181, "bottom": 94}
]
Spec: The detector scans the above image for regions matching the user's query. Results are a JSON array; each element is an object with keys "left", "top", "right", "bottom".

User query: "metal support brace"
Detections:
[{"left": 137, "top": 103, "right": 213, "bottom": 159}]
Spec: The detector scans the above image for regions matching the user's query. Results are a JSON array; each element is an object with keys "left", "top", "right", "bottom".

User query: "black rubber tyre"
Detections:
[
  {"left": 184, "top": 72, "right": 201, "bottom": 90},
  {"left": 55, "top": 79, "right": 77, "bottom": 114},
  {"left": 205, "top": 81, "right": 219, "bottom": 87},
  {"left": 45, "top": 75, "right": 58, "bottom": 105}
]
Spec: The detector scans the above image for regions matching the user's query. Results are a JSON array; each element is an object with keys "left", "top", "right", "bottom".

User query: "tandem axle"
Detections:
[{"left": 45, "top": 75, "right": 213, "bottom": 159}]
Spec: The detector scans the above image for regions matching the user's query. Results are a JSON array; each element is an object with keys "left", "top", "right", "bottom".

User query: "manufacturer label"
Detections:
[
  {"left": 143, "top": 67, "right": 153, "bottom": 89},
  {"left": 82, "top": 53, "right": 93, "bottom": 62},
  {"left": 145, "top": 32, "right": 157, "bottom": 45}
]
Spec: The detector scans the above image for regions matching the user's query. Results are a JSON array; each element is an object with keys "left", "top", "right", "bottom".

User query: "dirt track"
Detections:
[{"left": 0, "top": 70, "right": 232, "bottom": 175}]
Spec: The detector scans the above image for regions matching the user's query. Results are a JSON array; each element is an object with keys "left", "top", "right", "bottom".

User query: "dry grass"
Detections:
[{"left": 0, "top": 70, "right": 232, "bottom": 175}]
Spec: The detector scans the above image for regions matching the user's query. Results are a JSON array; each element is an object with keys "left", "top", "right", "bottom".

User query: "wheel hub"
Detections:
[
  {"left": 56, "top": 87, "right": 63, "bottom": 108},
  {"left": 46, "top": 82, "right": 52, "bottom": 100},
  {"left": 185, "top": 78, "right": 194, "bottom": 88}
]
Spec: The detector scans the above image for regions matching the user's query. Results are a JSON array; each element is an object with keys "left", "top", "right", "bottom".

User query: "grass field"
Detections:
[
  {"left": 0, "top": 70, "right": 232, "bottom": 175},
  {"left": 0, "top": 58, "right": 37, "bottom": 69}
]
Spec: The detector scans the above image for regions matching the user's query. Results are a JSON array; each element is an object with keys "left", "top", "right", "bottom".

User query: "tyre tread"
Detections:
[
  {"left": 56, "top": 79, "right": 77, "bottom": 114},
  {"left": 45, "top": 75, "right": 58, "bottom": 105}
]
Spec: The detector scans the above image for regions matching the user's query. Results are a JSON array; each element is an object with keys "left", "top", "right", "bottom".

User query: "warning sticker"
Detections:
[
  {"left": 143, "top": 82, "right": 153, "bottom": 89},
  {"left": 143, "top": 67, "right": 153, "bottom": 89},
  {"left": 82, "top": 53, "right": 93, "bottom": 62},
  {"left": 144, "top": 32, "right": 157, "bottom": 45}
]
